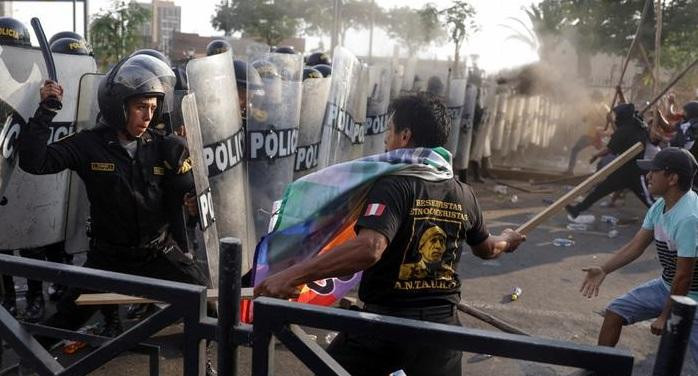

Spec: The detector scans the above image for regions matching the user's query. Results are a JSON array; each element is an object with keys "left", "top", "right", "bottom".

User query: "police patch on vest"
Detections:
[
  {"left": 294, "top": 141, "right": 319, "bottom": 172},
  {"left": 90, "top": 162, "right": 115, "bottom": 172},
  {"left": 365, "top": 113, "right": 388, "bottom": 136},
  {"left": 324, "top": 103, "right": 365, "bottom": 144},
  {"left": 153, "top": 166, "right": 165, "bottom": 175},
  {"left": 202, "top": 128, "right": 245, "bottom": 178},
  {"left": 247, "top": 127, "right": 299, "bottom": 161}
]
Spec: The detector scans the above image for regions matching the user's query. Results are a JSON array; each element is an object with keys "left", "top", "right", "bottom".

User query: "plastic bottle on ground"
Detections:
[{"left": 552, "top": 238, "right": 576, "bottom": 247}]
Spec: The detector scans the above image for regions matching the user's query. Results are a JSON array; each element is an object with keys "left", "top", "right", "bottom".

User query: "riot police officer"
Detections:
[
  {"left": 206, "top": 39, "right": 231, "bottom": 57},
  {"left": 18, "top": 55, "right": 209, "bottom": 337},
  {"left": 306, "top": 51, "right": 331, "bottom": 67},
  {"left": 0, "top": 16, "right": 49, "bottom": 323}
]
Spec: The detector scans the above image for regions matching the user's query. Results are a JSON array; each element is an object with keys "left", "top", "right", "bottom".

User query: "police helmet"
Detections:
[
  {"left": 233, "top": 59, "right": 264, "bottom": 94},
  {"left": 206, "top": 39, "right": 231, "bottom": 56},
  {"left": 130, "top": 49, "right": 171, "bottom": 67},
  {"left": 273, "top": 46, "right": 296, "bottom": 54},
  {"left": 0, "top": 17, "right": 31, "bottom": 47},
  {"left": 252, "top": 59, "right": 280, "bottom": 80},
  {"left": 97, "top": 55, "right": 176, "bottom": 130},
  {"left": 303, "top": 67, "right": 322, "bottom": 81},
  {"left": 306, "top": 52, "right": 331, "bottom": 67},
  {"left": 50, "top": 37, "right": 92, "bottom": 56},
  {"left": 314, "top": 64, "right": 332, "bottom": 77},
  {"left": 48, "top": 31, "right": 85, "bottom": 46}
]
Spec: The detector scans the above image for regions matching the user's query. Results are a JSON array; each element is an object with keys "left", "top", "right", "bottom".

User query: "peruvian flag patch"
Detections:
[{"left": 364, "top": 203, "right": 386, "bottom": 217}]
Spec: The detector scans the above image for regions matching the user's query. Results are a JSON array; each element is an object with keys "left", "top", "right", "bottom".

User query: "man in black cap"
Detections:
[{"left": 580, "top": 147, "right": 698, "bottom": 367}]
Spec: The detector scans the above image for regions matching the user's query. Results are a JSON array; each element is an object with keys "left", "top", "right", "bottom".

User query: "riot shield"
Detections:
[
  {"left": 453, "top": 82, "right": 478, "bottom": 170},
  {"left": 401, "top": 56, "right": 417, "bottom": 93},
  {"left": 317, "top": 47, "right": 364, "bottom": 168},
  {"left": 186, "top": 49, "right": 255, "bottom": 273},
  {"left": 0, "top": 47, "right": 96, "bottom": 249},
  {"left": 246, "top": 52, "right": 302, "bottom": 241},
  {"left": 363, "top": 64, "right": 392, "bottom": 156},
  {"left": 294, "top": 76, "right": 331, "bottom": 179},
  {"left": 64, "top": 73, "right": 102, "bottom": 254},
  {"left": 444, "top": 78, "right": 467, "bottom": 156},
  {"left": 348, "top": 63, "right": 368, "bottom": 160},
  {"left": 181, "top": 93, "right": 220, "bottom": 287}
]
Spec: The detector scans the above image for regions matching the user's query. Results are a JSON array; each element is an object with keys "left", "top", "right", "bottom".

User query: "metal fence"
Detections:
[{"left": 1, "top": 237, "right": 695, "bottom": 375}]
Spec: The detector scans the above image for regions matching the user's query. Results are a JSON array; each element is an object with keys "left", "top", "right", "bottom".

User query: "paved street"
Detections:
[{"left": 2, "top": 179, "right": 696, "bottom": 375}]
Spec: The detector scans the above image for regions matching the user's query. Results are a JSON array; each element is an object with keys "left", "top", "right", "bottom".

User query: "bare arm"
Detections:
[
  {"left": 254, "top": 228, "right": 388, "bottom": 299},
  {"left": 581, "top": 229, "right": 654, "bottom": 298},
  {"left": 471, "top": 228, "right": 525, "bottom": 259},
  {"left": 651, "top": 257, "right": 696, "bottom": 335}
]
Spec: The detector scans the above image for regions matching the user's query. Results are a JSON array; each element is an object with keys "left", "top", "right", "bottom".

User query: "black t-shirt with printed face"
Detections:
[{"left": 356, "top": 175, "right": 489, "bottom": 307}]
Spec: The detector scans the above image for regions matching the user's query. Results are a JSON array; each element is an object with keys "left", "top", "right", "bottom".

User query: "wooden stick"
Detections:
[
  {"left": 641, "top": 58, "right": 698, "bottom": 115},
  {"left": 457, "top": 303, "right": 531, "bottom": 336},
  {"left": 516, "top": 142, "right": 644, "bottom": 235},
  {"left": 605, "top": 0, "right": 653, "bottom": 128},
  {"left": 75, "top": 288, "right": 254, "bottom": 306}
]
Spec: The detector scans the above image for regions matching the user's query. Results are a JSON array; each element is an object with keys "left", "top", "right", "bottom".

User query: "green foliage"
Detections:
[
  {"left": 298, "top": 0, "right": 385, "bottom": 45},
  {"left": 89, "top": 0, "right": 150, "bottom": 70},
  {"left": 211, "top": 0, "right": 302, "bottom": 46},
  {"left": 423, "top": 1, "right": 478, "bottom": 75},
  {"left": 384, "top": 6, "right": 445, "bottom": 53}
]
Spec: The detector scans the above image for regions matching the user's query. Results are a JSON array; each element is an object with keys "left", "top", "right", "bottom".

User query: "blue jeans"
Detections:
[{"left": 607, "top": 278, "right": 698, "bottom": 364}]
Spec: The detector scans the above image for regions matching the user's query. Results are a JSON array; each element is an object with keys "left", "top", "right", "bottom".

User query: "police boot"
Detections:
[
  {"left": 481, "top": 157, "right": 494, "bottom": 179},
  {"left": 470, "top": 161, "right": 485, "bottom": 183},
  {"left": 98, "top": 308, "right": 123, "bottom": 337},
  {"left": 23, "top": 294, "right": 45, "bottom": 323}
]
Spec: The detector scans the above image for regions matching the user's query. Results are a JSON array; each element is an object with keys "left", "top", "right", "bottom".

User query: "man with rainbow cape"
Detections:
[{"left": 254, "top": 93, "right": 526, "bottom": 376}]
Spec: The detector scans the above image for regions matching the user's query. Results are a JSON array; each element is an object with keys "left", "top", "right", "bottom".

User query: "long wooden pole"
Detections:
[
  {"left": 641, "top": 58, "right": 698, "bottom": 115},
  {"left": 652, "top": 0, "right": 663, "bottom": 115},
  {"left": 605, "top": 0, "right": 653, "bottom": 128},
  {"left": 516, "top": 142, "right": 644, "bottom": 235}
]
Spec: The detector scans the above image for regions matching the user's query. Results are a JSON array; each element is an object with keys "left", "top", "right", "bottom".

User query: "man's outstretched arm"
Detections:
[{"left": 580, "top": 228, "right": 654, "bottom": 298}]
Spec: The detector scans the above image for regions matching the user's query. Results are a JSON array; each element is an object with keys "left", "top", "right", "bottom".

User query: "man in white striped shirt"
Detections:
[{"left": 580, "top": 147, "right": 698, "bottom": 368}]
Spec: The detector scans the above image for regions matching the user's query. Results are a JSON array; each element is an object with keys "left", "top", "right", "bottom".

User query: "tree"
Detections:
[
  {"left": 384, "top": 6, "right": 444, "bottom": 55},
  {"left": 211, "top": 0, "right": 302, "bottom": 46},
  {"left": 423, "top": 1, "right": 478, "bottom": 77},
  {"left": 501, "top": 2, "right": 565, "bottom": 63},
  {"left": 300, "top": 0, "right": 386, "bottom": 45},
  {"left": 89, "top": 0, "right": 150, "bottom": 69}
]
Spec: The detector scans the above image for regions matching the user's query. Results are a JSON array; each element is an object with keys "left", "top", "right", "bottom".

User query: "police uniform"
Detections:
[
  {"left": 327, "top": 174, "right": 490, "bottom": 376},
  {"left": 17, "top": 56, "right": 208, "bottom": 334}
]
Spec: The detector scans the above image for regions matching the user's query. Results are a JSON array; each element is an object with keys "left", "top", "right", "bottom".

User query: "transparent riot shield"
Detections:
[
  {"left": 186, "top": 49, "right": 255, "bottom": 273},
  {"left": 246, "top": 52, "right": 303, "bottom": 241},
  {"left": 444, "top": 78, "right": 467, "bottom": 156},
  {"left": 317, "top": 47, "right": 364, "bottom": 169},
  {"left": 0, "top": 47, "right": 96, "bottom": 249},
  {"left": 363, "top": 64, "right": 392, "bottom": 156},
  {"left": 294, "top": 76, "right": 331, "bottom": 179},
  {"left": 181, "top": 92, "right": 221, "bottom": 287},
  {"left": 453, "top": 82, "right": 479, "bottom": 170},
  {"left": 64, "top": 73, "right": 102, "bottom": 254},
  {"left": 348, "top": 63, "right": 368, "bottom": 160}
]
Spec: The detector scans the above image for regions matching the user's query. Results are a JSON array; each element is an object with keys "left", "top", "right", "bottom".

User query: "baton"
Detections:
[{"left": 30, "top": 17, "right": 62, "bottom": 111}]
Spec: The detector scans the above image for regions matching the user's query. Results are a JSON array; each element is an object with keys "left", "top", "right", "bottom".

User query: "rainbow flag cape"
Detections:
[{"left": 251, "top": 147, "right": 454, "bottom": 310}]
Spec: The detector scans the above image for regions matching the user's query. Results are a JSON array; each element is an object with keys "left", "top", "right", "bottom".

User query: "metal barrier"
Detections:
[
  {"left": 0, "top": 237, "right": 252, "bottom": 376},
  {"left": 7, "top": 237, "right": 697, "bottom": 376},
  {"left": 251, "top": 298, "right": 635, "bottom": 375}
]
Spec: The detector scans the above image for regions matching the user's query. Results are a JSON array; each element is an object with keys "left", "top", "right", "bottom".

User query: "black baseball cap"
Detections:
[{"left": 637, "top": 147, "right": 698, "bottom": 180}]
